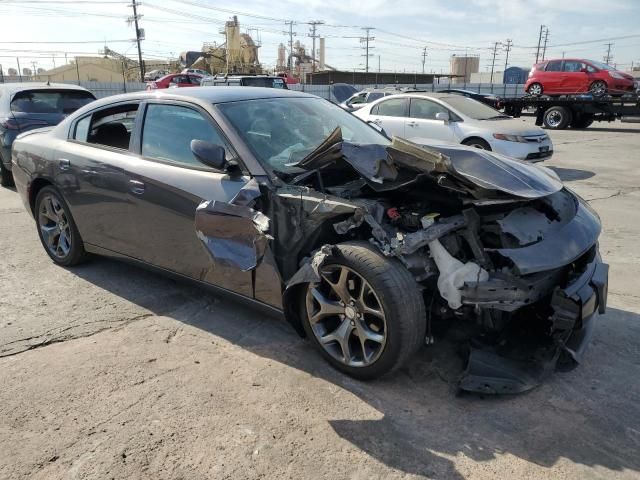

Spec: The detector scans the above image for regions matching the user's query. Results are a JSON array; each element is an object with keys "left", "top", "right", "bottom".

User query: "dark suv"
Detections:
[
  {"left": 200, "top": 75, "right": 288, "bottom": 89},
  {"left": 0, "top": 83, "right": 95, "bottom": 186}
]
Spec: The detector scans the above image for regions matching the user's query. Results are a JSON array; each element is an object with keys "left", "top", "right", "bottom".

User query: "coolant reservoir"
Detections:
[{"left": 428, "top": 239, "right": 488, "bottom": 309}]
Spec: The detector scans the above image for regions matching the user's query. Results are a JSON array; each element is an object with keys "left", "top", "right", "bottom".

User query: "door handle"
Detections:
[
  {"left": 407, "top": 121, "right": 418, "bottom": 127},
  {"left": 59, "top": 158, "right": 71, "bottom": 171},
  {"left": 371, "top": 118, "right": 382, "bottom": 124},
  {"left": 129, "top": 179, "right": 145, "bottom": 195}
]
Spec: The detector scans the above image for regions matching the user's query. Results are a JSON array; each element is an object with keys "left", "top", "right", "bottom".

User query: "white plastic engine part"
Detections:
[{"left": 428, "top": 239, "right": 489, "bottom": 309}]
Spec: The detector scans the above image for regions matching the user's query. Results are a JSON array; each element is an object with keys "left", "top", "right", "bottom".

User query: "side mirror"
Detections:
[
  {"left": 435, "top": 111, "right": 450, "bottom": 123},
  {"left": 191, "top": 139, "right": 227, "bottom": 170}
]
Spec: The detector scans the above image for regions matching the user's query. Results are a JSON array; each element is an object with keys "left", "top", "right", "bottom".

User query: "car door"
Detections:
[
  {"left": 124, "top": 100, "right": 255, "bottom": 297},
  {"left": 367, "top": 97, "right": 408, "bottom": 138},
  {"left": 61, "top": 101, "right": 141, "bottom": 256},
  {"left": 405, "top": 97, "right": 456, "bottom": 142},
  {"left": 560, "top": 60, "right": 588, "bottom": 94},
  {"left": 542, "top": 60, "right": 563, "bottom": 93}
]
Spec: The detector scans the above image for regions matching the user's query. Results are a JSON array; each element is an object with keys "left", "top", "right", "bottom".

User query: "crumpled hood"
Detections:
[{"left": 424, "top": 143, "right": 562, "bottom": 198}]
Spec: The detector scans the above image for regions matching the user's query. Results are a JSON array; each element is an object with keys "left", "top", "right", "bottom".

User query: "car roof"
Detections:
[
  {"left": 0, "top": 82, "right": 91, "bottom": 96},
  {"left": 84, "top": 86, "right": 314, "bottom": 109},
  {"left": 390, "top": 92, "right": 461, "bottom": 100}
]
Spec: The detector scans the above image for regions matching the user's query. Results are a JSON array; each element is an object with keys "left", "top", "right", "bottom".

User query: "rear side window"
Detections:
[
  {"left": 372, "top": 98, "right": 407, "bottom": 117},
  {"left": 75, "top": 103, "right": 139, "bottom": 149},
  {"left": 141, "top": 104, "right": 230, "bottom": 168},
  {"left": 545, "top": 61, "right": 562, "bottom": 72},
  {"left": 11, "top": 90, "right": 95, "bottom": 114}
]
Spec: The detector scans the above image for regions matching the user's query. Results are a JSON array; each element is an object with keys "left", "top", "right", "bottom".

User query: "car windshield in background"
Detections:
[
  {"left": 368, "top": 92, "right": 385, "bottom": 102},
  {"left": 443, "top": 95, "right": 507, "bottom": 120},
  {"left": 10, "top": 90, "right": 95, "bottom": 114},
  {"left": 589, "top": 60, "right": 615, "bottom": 71},
  {"left": 218, "top": 97, "right": 389, "bottom": 174},
  {"left": 243, "top": 77, "right": 286, "bottom": 88}
]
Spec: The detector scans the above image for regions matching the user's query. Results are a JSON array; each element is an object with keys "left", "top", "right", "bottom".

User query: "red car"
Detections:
[
  {"left": 146, "top": 73, "right": 203, "bottom": 90},
  {"left": 525, "top": 58, "right": 637, "bottom": 96}
]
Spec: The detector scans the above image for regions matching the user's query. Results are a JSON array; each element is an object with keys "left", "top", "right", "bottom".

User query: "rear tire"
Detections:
[
  {"left": 571, "top": 114, "right": 594, "bottom": 129},
  {"left": 527, "top": 83, "right": 543, "bottom": 95},
  {"left": 462, "top": 137, "right": 491, "bottom": 150},
  {"left": 0, "top": 161, "right": 14, "bottom": 188},
  {"left": 35, "top": 186, "right": 88, "bottom": 267},
  {"left": 301, "top": 241, "right": 426, "bottom": 380},
  {"left": 543, "top": 106, "right": 572, "bottom": 130}
]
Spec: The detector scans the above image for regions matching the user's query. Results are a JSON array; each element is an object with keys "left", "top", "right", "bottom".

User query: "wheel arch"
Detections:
[
  {"left": 29, "top": 177, "right": 54, "bottom": 214},
  {"left": 461, "top": 136, "right": 492, "bottom": 150}
]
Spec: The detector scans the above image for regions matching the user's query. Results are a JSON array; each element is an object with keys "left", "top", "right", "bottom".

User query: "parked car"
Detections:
[
  {"left": 525, "top": 58, "right": 637, "bottom": 96},
  {"left": 436, "top": 88, "right": 501, "bottom": 109},
  {"left": 276, "top": 72, "right": 300, "bottom": 85},
  {"left": 182, "top": 68, "right": 210, "bottom": 77},
  {"left": 339, "top": 88, "right": 398, "bottom": 112},
  {"left": 11, "top": 87, "right": 607, "bottom": 394},
  {"left": 146, "top": 73, "right": 203, "bottom": 90},
  {"left": 354, "top": 92, "right": 553, "bottom": 162},
  {"left": 200, "top": 75, "right": 287, "bottom": 89},
  {"left": 0, "top": 82, "right": 95, "bottom": 187},
  {"left": 143, "top": 69, "right": 168, "bottom": 82}
]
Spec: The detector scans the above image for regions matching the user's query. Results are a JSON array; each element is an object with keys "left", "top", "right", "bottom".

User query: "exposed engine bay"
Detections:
[{"left": 267, "top": 132, "right": 608, "bottom": 394}]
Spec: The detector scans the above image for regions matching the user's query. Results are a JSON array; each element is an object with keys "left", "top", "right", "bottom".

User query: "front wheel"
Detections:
[
  {"left": 589, "top": 80, "right": 607, "bottom": 96},
  {"left": 301, "top": 242, "right": 426, "bottom": 380},
  {"left": 35, "top": 186, "right": 88, "bottom": 266}
]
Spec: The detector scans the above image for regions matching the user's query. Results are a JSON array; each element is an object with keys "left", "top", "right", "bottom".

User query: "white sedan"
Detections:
[{"left": 353, "top": 92, "right": 553, "bottom": 162}]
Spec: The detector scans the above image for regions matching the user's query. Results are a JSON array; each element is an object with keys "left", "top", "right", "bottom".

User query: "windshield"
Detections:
[
  {"left": 10, "top": 90, "right": 95, "bottom": 114},
  {"left": 217, "top": 97, "right": 389, "bottom": 174},
  {"left": 588, "top": 60, "right": 615, "bottom": 71},
  {"left": 442, "top": 95, "right": 507, "bottom": 120}
]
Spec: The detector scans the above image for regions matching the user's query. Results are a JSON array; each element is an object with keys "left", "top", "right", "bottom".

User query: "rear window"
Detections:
[
  {"left": 242, "top": 77, "right": 287, "bottom": 89},
  {"left": 10, "top": 90, "right": 95, "bottom": 114}
]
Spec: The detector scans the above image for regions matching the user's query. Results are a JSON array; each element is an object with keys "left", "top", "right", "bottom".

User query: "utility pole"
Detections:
[
  {"left": 541, "top": 28, "right": 550, "bottom": 61},
  {"left": 285, "top": 21, "right": 295, "bottom": 73},
  {"left": 535, "top": 25, "right": 545, "bottom": 64},
  {"left": 604, "top": 42, "right": 614, "bottom": 65},
  {"left": 16, "top": 57, "right": 22, "bottom": 82},
  {"left": 360, "top": 27, "right": 375, "bottom": 73},
  {"left": 503, "top": 39, "right": 513, "bottom": 71},
  {"left": 490, "top": 41, "right": 501, "bottom": 84},
  {"left": 421, "top": 46, "right": 428, "bottom": 74},
  {"left": 129, "top": 0, "right": 144, "bottom": 80},
  {"left": 307, "top": 20, "right": 324, "bottom": 73}
]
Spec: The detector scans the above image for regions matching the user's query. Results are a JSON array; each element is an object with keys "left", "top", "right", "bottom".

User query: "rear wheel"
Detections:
[
  {"left": 527, "top": 83, "right": 543, "bottom": 95},
  {"left": 35, "top": 186, "right": 88, "bottom": 266},
  {"left": 462, "top": 137, "right": 491, "bottom": 150},
  {"left": 589, "top": 80, "right": 607, "bottom": 96},
  {"left": 543, "top": 106, "right": 572, "bottom": 130},
  {"left": 571, "top": 114, "right": 594, "bottom": 129},
  {"left": 0, "top": 161, "right": 14, "bottom": 188},
  {"left": 301, "top": 242, "right": 426, "bottom": 380}
]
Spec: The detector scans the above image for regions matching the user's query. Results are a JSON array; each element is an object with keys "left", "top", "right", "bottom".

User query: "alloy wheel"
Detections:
[
  {"left": 528, "top": 84, "right": 542, "bottom": 95},
  {"left": 38, "top": 193, "right": 72, "bottom": 259},
  {"left": 305, "top": 265, "right": 387, "bottom": 367},
  {"left": 590, "top": 81, "right": 607, "bottom": 96}
]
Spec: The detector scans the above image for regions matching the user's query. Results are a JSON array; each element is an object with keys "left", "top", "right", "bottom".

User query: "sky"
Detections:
[{"left": 1, "top": 0, "right": 639, "bottom": 74}]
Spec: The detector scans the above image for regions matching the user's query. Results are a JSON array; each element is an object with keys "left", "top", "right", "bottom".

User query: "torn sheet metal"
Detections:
[
  {"left": 230, "top": 177, "right": 262, "bottom": 207},
  {"left": 393, "top": 215, "right": 466, "bottom": 255},
  {"left": 341, "top": 143, "right": 398, "bottom": 183},
  {"left": 497, "top": 206, "right": 554, "bottom": 245},
  {"left": 195, "top": 200, "right": 270, "bottom": 272}
]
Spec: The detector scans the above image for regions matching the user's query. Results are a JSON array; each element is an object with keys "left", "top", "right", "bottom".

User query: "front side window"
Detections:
[
  {"left": 563, "top": 61, "right": 584, "bottom": 72},
  {"left": 141, "top": 104, "right": 229, "bottom": 168},
  {"left": 373, "top": 98, "right": 407, "bottom": 117},
  {"left": 410, "top": 98, "right": 449, "bottom": 120},
  {"left": 11, "top": 90, "right": 95, "bottom": 114},
  {"left": 217, "top": 97, "right": 389, "bottom": 174}
]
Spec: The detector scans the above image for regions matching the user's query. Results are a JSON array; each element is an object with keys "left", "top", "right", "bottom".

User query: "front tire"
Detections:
[
  {"left": 462, "top": 138, "right": 491, "bottom": 150},
  {"left": 589, "top": 80, "right": 607, "bottom": 96},
  {"left": 35, "top": 186, "right": 88, "bottom": 266},
  {"left": 301, "top": 242, "right": 426, "bottom": 380}
]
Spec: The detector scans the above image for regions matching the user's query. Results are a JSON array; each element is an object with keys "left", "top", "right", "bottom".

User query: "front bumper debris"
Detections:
[{"left": 459, "top": 255, "right": 608, "bottom": 395}]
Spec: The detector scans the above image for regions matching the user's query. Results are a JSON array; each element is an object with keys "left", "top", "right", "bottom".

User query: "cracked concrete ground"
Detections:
[{"left": 0, "top": 119, "right": 639, "bottom": 480}]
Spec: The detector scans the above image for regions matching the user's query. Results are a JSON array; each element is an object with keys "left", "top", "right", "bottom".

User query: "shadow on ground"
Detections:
[
  {"left": 548, "top": 166, "right": 596, "bottom": 182},
  {"left": 70, "top": 257, "right": 640, "bottom": 479}
]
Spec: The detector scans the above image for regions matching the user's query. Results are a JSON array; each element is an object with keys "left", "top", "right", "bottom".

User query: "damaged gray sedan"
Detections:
[{"left": 11, "top": 88, "right": 608, "bottom": 394}]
